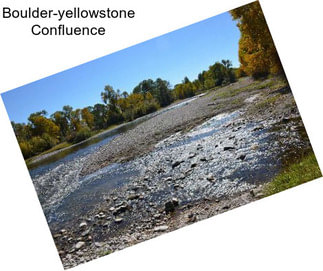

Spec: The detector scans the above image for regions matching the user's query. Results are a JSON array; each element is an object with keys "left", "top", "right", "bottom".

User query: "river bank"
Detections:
[{"left": 34, "top": 76, "right": 317, "bottom": 269}]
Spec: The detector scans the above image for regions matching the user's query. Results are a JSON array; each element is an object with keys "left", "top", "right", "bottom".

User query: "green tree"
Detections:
[
  {"left": 101, "top": 85, "right": 123, "bottom": 125},
  {"left": 51, "top": 111, "right": 69, "bottom": 138},
  {"left": 91, "top": 103, "right": 108, "bottom": 129}
]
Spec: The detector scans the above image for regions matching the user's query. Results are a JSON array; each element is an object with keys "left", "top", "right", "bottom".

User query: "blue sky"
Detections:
[{"left": 1, "top": 12, "right": 240, "bottom": 123}]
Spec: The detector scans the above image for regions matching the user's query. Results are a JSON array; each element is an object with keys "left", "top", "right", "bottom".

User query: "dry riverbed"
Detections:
[{"left": 51, "top": 77, "right": 313, "bottom": 269}]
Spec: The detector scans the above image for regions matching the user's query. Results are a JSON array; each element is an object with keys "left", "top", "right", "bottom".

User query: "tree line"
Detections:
[{"left": 12, "top": 59, "right": 236, "bottom": 159}]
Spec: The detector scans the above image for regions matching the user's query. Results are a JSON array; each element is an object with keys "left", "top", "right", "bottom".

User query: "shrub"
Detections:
[
  {"left": 144, "top": 100, "right": 160, "bottom": 114},
  {"left": 30, "top": 136, "right": 49, "bottom": 154},
  {"left": 41, "top": 133, "right": 58, "bottom": 148},
  {"left": 72, "top": 127, "right": 91, "bottom": 143},
  {"left": 19, "top": 141, "right": 33, "bottom": 159}
]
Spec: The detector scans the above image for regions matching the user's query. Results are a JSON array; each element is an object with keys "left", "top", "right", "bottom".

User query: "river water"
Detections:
[
  {"left": 29, "top": 95, "right": 307, "bottom": 231},
  {"left": 29, "top": 97, "right": 202, "bottom": 227}
]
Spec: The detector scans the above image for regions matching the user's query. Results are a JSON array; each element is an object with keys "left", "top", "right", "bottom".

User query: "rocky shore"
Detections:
[{"left": 48, "top": 77, "right": 312, "bottom": 269}]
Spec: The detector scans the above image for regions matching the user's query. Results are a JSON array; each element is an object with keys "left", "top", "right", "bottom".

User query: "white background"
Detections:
[{"left": 0, "top": 0, "right": 322, "bottom": 270}]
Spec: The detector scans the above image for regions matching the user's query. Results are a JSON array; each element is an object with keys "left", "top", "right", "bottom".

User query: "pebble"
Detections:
[
  {"left": 172, "top": 160, "right": 183, "bottom": 168},
  {"left": 237, "top": 154, "right": 246, "bottom": 160},
  {"left": 153, "top": 225, "right": 169, "bottom": 232},
  {"left": 81, "top": 229, "right": 90, "bottom": 237},
  {"left": 75, "top": 241, "right": 85, "bottom": 250},
  {"left": 206, "top": 174, "right": 215, "bottom": 182},
  {"left": 114, "top": 217, "right": 123, "bottom": 223},
  {"left": 223, "top": 146, "right": 236, "bottom": 151},
  {"left": 79, "top": 222, "right": 87, "bottom": 228}
]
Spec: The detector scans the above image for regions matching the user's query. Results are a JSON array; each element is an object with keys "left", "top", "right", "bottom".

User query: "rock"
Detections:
[
  {"left": 79, "top": 222, "right": 87, "bottom": 228},
  {"left": 222, "top": 205, "right": 230, "bottom": 210},
  {"left": 172, "top": 160, "right": 183, "bottom": 168},
  {"left": 172, "top": 197, "right": 179, "bottom": 207},
  {"left": 250, "top": 189, "right": 265, "bottom": 198},
  {"left": 81, "top": 229, "right": 90, "bottom": 237},
  {"left": 53, "top": 233, "right": 61, "bottom": 239},
  {"left": 224, "top": 146, "right": 236, "bottom": 151},
  {"left": 75, "top": 241, "right": 85, "bottom": 250},
  {"left": 60, "top": 229, "right": 67, "bottom": 234},
  {"left": 191, "top": 162, "right": 198, "bottom": 168},
  {"left": 200, "top": 157, "right": 207, "bottom": 162},
  {"left": 165, "top": 201, "right": 175, "bottom": 213},
  {"left": 127, "top": 194, "right": 140, "bottom": 200},
  {"left": 251, "top": 144, "right": 259, "bottom": 150},
  {"left": 229, "top": 136, "right": 235, "bottom": 140},
  {"left": 164, "top": 177, "right": 172, "bottom": 182},
  {"left": 154, "top": 213, "right": 161, "bottom": 219},
  {"left": 94, "top": 242, "right": 104, "bottom": 248},
  {"left": 214, "top": 144, "right": 218, "bottom": 148},
  {"left": 282, "top": 117, "right": 290, "bottom": 123},
  {"left": 95, "top": 212, "right": 106, "bottom": 219},
  {"left": 131, "top": 186, "right": 140, "bottom": 191},
  {"left": 187, "top": 213, "right": 197, "bottom": 223},
  {"left": 197, "top": 144, "right": 203, "bottom": 150},
  {"left": 206, "top": 174, "right": 215, "bottom": 182},
  {"left": 114, "top": 217, "right": 123, "bottom": 223},
  {"left": 153, "top": 225, "right": 169, "bottom": 232},
  {"left": 188, "top": 152, "right": 196, "bottom": 158},
  {"left": 178, "top": 173, "right": 186, "bottom": 180},
  {"left": 109, "top": 207, "right": 115, "bottom": 212},
  {"left": 113, "top": 204, "right": 129, "bottom": 215},
  {"left": 165, "top": 198, "right": 179, "bottom": 213},
  {"left": 253, "top": 126, "right": 263, "bottom": 131},
  {"left": 237, "top": 154, "right": 246, "bottom": 161}
]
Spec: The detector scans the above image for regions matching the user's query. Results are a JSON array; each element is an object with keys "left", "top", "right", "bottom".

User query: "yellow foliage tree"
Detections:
[
  {"left": 81, "top": 108, "right": 94, "bottom": 130},
  {"left": 230, "top": 1, "right": 283, "bottom": 78}
]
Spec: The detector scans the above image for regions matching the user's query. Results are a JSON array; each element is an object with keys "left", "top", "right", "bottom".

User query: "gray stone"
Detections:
[
  {"left": 113, "top": 204, "right": 129, "bottom": 215},
  {"left": 172, "top": 160, "right": 183, "bottom": 168},
  {"left": 81, "top": 229, "right": 90, "bottom": 237},
  {"left": 127, "top": 194, "right": 140, "bottom": 200},
  {"left": 206, "top": 174, "right": 215, "bottom": 182},
  {"left": 75, "top": 241, "right": 85, "bottom": 250},
  {"left": 153, "top": 225, "right": 169, "bottom": 232},
  {"left": 114, "top": 217, "right": 123, "bottom": 223},
  {"left": 165, "top": 198, "right": 179, "bottom": 213},
  {"left": 237, "top": 154, "right": 246, "bottom": 160},
  {"left": 79, "top": 222, "right": 87, "bottom": 228}
]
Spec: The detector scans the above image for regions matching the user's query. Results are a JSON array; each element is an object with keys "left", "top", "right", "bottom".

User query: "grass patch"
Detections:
[
  {"left": 231, "top": 97, "right": 244, "bottom": 106},
  {"left": 251, "top": 94, "right": 281, "bottom": 111},
  {"left": 214, "top": 77, "right": 288, "bottom": 99},
  {"left": 263, "top": 152, "right": 322, "bottom": 197}
]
